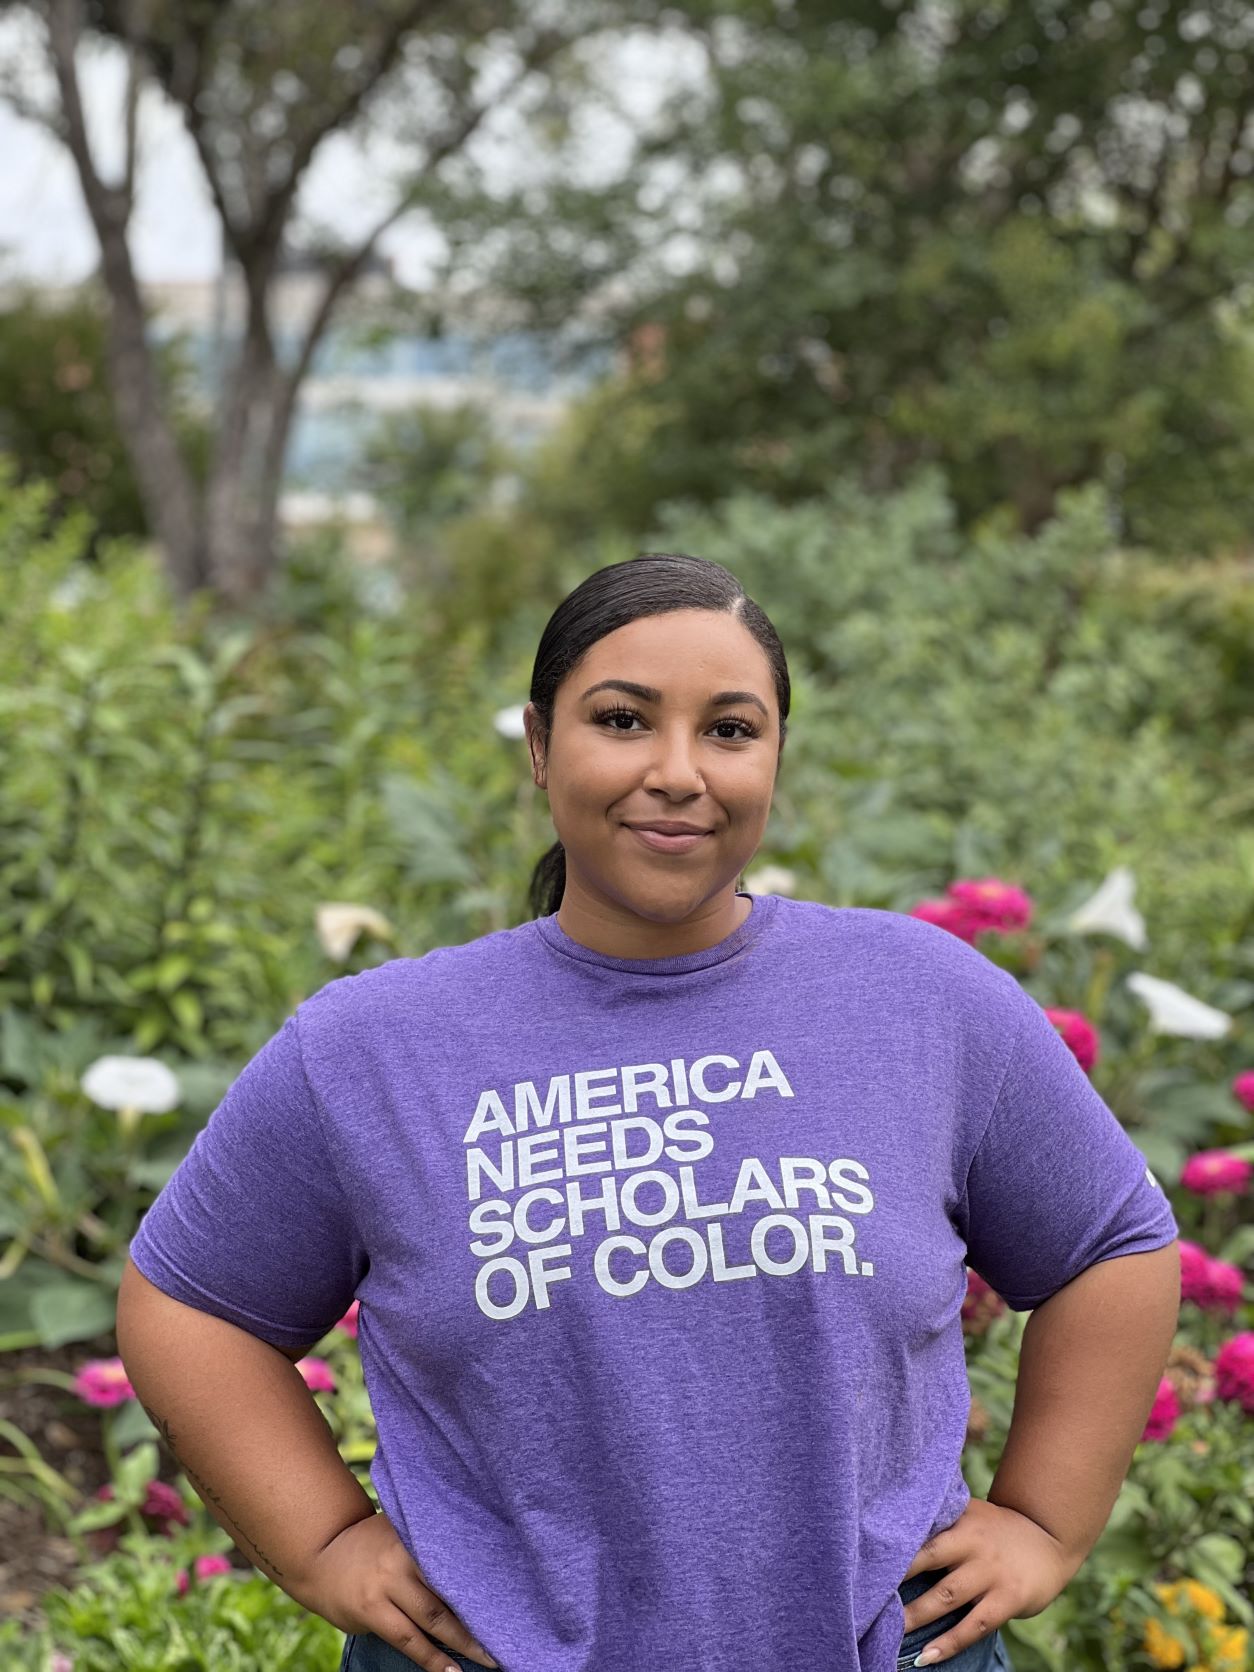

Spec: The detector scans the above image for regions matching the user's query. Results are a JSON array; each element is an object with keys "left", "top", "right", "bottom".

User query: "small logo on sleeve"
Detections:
[{"left": 1145, "top": 1164, "right": 1162, "bottom": 1191}]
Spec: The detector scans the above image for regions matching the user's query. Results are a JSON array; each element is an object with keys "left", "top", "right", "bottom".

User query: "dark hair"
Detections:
[{"left": 526, "top": 551, "right": 791, "bottom": 918}]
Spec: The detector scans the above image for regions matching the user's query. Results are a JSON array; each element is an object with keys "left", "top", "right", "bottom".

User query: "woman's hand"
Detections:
[
  {"left": 901, "top": 1498, "right": 1083, "bottom": 1665},
  {"left": 290, "top": 1510, "right": 500, "bottom": 1671}
]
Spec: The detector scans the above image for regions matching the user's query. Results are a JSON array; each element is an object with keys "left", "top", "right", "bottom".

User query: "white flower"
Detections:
[
  {"left": 743, "top": 865, "right": 796, "bottom": 897},
  {"left": 493, "top": 704, "right": 528, "bottom": 740},
  {"left": 315, "top": 903, "right": 395, "bottom": 962},
  {"left": 1066, "top": 866, "right": 1147, "bottom": 949},
  {"left": 49, "top": 568, "right": 92, "bottom": 610},
  {"left": 1125, "top": 973, "right": 1232, "bottom": 1039},
  {"left": 80, "top": 1056, "right": 181, "bottom": 1113}
]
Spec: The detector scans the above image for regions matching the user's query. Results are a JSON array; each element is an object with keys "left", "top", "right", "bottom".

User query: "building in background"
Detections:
[{"left": 2, "top": 248, "right": 610, "bottom": 554}]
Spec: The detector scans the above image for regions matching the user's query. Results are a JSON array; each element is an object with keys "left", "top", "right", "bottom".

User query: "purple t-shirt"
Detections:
[{"left": 127, "top": 893, "right": 1178, "bottom": 1672}]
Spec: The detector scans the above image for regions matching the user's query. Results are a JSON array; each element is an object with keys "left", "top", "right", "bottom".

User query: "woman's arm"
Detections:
[{"left": 984, "top": 1240, "right": 1181, "bottom": 1564}]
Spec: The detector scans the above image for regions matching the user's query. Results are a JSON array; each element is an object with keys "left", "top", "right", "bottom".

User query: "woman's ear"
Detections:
[{"left": 524, "top": 703, "right": 547, "bottom": 789}]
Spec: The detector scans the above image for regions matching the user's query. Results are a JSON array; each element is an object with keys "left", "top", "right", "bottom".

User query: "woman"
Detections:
[{"left": 123, "top": 552, "right": 1180, "bottom": 1672}]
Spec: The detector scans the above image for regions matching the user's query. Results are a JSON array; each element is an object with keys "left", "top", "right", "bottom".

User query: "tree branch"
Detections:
[
  {"left": 1215, "top": 100, "right": 1254, "bottom": 204},
  {"left": 277, "top": 28, "right": 571, "bottom": 423},
  {"left": 121, "top": 37, "right": 142, "bottom": 207},
  {"left": 0, "top": 69, "right": 68, "bottom": 143},
  {"left": 254, "top": 0, "right": 459, "bottom": 253},
  {"left": 179, "top": 99, "right": 245, "bottom": 251},
  {"left": 45, "top": 0, "right": 120, "bottom": 230}
]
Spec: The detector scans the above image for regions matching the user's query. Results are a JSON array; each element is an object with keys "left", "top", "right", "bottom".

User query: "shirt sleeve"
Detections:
[
  {"left": 955, "top": 982, "right": 1179, "bottom": 1311},
  {"left": 125, "top": 1009, "right": 367, "bottom": 1351}
]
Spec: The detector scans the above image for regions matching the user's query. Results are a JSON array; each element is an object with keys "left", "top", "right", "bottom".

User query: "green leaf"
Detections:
[
  {"left": 112, "top": 1440, "right": 159, "bottom": 1503},
  {"left": 154, "top": 953, "right": 194, "bottom": 994},
  {"left": 30, "top": 1280, "right": 120, "bottom": 1348},
  {"left": 109, "top": 1397, "right": 159, "bottom": 1451},
  {"left": 170, "top": 988, "right": 204, "bottom": 1034},
  {"left": 64, "top": 940, "right": 93, "bottom": 997},
  {"left": 1089, "top": 1523, "right": 1156, "bottom": 1577},
  {"left": 1188, "top": 1532, "right": 1246, "bottom": 1583},
  {"left": 66, "top": 1494, "right": 129, "bottom": 1534}
]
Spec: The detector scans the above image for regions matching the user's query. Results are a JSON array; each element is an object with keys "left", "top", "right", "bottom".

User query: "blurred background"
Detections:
[{"left": 1, "top": 3, "right": 1252, "bottom": 1668}]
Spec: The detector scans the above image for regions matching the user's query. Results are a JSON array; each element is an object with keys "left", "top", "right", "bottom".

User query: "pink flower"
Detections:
[
  {"left": 1214, "top": 1332, "right": 1254, "bottom": 1415},
  {"left": 946, "top": 879, "right": 1034, "bottom": 934},
  {"left": 296, "top": 1356, "right": 336, "bottom": 1393},
  {"left": 73, "top": 1358, "right": 135, "bottom": 1407},
  {"left": 1180, "top": 1150, "right": 1252, "bottom": 1197},
  {"left": 1200, "top": 1261, "right": 1246, "bottom": 1314},
  {"left": 1231, "top": 1071, "right": 1254, "bottom": 1113},
  {"left": 1043, "top": 1008, "right": 1101, "bottom": 1073},
  {"left": 142, "top": 1478, "right": 190, "bottom": 1533},
  {"left": 175, "top": 1552, "right": 235, "bottom": 1595},
  {"left": 961, "top": 1269, "right": 1006, "bottom": 1335},
  {"left": 1179, "top": 1241, "right": 1245, "bottom": 1314},
  {"left": 194, "top": 1553, "right": 233, "bottom": 1580},
  {"left": 910, "top": 898, "right": 987, "bottom": 943},
  {"left": 51, "top": 1655, "right": 73, "bottom": 1672},
  {"left": 90, "top": 1477, "right": 191, "bottom": 1545},
  {"left": 336, "top": 1299, "right": 360, "bottom": 1338},
  {"left": 1140, "top": 1377, "right": 1180, "bottom": 1442},
  {"left": 911, "top": 879, "right": 1034, "bottom": 943},
  {"left": 1179, "top": 1240, "right": 1212, "bottom": 1302}
]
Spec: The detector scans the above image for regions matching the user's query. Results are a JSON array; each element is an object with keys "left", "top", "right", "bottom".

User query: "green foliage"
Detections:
[
  {"left": 0, "top": 468, "right": 553, "bottom": 1059},
  {"left": 624, "top": 471, "right": 1254, "bottom": 993},
  {"left": 0, "top": 287, "right": 212, "bottom": 545},
  {"left": 0, "top": 1532, "right": 344, "bottom": 1670},
  {"left": 963, "top": 1315, "right": 1254, "bottom": 1670},
  {"left": 0, "top": 467, "right": 1251, "bottom": 1672},
  {"left": 432, "top": 0, "right": 1254, "bottom": 551},
  {"left": 359, "top": 398, "right": 515, "bottom": 547}
]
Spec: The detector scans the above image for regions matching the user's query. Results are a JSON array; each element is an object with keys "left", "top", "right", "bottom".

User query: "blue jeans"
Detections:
[
  {"left": 338, "top": 1569, "right": 1015, "bottom": 1671},
  {"left": 338, "top": 1632, "right": 491, "bottom": 1672},
  {"left": 895, "top": 1565, "right": 1014, "bottom": 1671}
]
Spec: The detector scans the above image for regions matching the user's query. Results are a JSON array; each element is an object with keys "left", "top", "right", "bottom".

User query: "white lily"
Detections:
[
  {"left": 316, "top": 903, "right": 395, "bottom": 962},
  {"left": 743, "top": 865, "right": 797, "bottom": 897},
  {"left": 81, "top": 1055, "right": 181, "bottom": 1113},
  {"left": 49, "top": 568, "right": 92, "bottom": 610},
  {"left": 1125, "top": 972, "right": 1232, "bottom": 1039},
  {"left": 493, "top": 704, "right": 528, "bottom": 740},
  {"left": 1066, "top": 866, "right": 1146, "bottom": 949}
]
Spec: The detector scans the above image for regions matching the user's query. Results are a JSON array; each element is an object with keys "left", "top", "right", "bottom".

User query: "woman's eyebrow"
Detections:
[{"left": 578, "top": 679, "right": 768, "bottom": 717}]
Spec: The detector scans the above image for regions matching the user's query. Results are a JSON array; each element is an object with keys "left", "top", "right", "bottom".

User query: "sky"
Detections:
[{"left": 0, "top": 13, "right": 698, "bottom": 288}]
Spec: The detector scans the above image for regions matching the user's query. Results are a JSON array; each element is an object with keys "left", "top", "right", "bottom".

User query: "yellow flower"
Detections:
[
  {"left": 1144, "top": 1616, "right": 1188, "bottom": 1669},
  {"left": 1206, "top": 1624, "right": 1249, "bottom": 1672},
  {"left": 1143, "top": 1587, "right": 1247, "bottom": 1672},
  {"left": 1154, "top": 1580, "right": 1227, "bottom": 1624}
]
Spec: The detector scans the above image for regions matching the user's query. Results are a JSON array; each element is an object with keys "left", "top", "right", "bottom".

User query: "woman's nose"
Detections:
[{"left": 641, "top": 729, "right": 705, "bottom": 793}]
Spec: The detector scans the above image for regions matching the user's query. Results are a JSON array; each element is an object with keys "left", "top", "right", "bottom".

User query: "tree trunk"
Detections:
[
  {"left": 201, "top": 304, "right": 287, "bottom": 606},
  {"left": 95, "top": 230, "right": 207, "bottom": 600}
]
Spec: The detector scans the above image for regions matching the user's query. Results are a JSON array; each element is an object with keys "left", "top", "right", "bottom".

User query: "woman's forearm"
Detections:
[
  {"left": 116, "top": 1258, "right": 376, "bottom": 1593},
  {"left": 984, "top": 1240, "right": 1181, "bottom": 1564}
]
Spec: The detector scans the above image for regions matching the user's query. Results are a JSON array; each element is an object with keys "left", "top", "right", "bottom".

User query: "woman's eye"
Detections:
[{"left": 591, "top": 707, "right": 758, "bottom": 740}]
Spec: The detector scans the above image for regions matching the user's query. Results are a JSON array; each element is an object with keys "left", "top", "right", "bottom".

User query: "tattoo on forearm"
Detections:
[{"left": 139, "top": 1400, "right": 287, "bottom": 1580}]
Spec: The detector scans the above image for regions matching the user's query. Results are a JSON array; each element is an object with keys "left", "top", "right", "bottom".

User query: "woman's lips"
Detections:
[{"left": 627, "top": 827, "right": 711, "bottom": 854}]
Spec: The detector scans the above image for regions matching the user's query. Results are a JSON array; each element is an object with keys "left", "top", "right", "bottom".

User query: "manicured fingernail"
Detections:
[
  {"left": 915, "top": 1651, "right": 943, "bottom": 1667},
  {"left": 469, "top": 1644, "right": 499, "bottom": 1668}
]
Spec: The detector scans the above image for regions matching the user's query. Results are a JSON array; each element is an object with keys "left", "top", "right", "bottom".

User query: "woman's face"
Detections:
[{"left": 525, "top": 608, "right": 782, "bottom": 928}]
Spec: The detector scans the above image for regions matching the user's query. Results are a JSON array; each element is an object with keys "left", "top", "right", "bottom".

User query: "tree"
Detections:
[
  {"left": 0, "top": 284, "right": 209, "bottom": 547},
  {"left": 0, "top": 0, "right": 668, "bottom": 607},
  {"left": 427, "top": 0, "right": 1254, "bottom": 550}
]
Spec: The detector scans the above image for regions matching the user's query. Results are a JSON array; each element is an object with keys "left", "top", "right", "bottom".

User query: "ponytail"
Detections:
[{"left": 528, "top": 838, "right": 566, "bottom": 918}]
